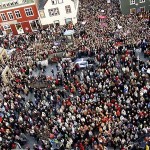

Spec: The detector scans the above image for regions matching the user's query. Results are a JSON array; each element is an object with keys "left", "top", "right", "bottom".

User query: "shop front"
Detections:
[
  {"left": 29, "top": 20, "right": 40, "bottom": 31},
  {"left": 15, "top": 23, "right": 24, "bottom": 34},
  {"left": 1, "top": 19, "right": 40, "bottom": 35},
  {"left": 1, "top": 20, "right": 17, "bottom": 35}
]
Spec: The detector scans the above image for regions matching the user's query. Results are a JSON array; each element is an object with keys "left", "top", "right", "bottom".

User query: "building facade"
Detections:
[
  {"left": 36, "top": 0, "right": 79, "bottom": 27},
  {"left": 0, "top": 47, "right": 13, "bottom": 84},
  {"left": 0, "top": 0, "right": 40, "bottom": 35},
  {"left": 120, "top": 0, "right": 150, "bottom": 15}
]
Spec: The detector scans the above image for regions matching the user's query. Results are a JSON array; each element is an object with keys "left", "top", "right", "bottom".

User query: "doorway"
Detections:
[
  {"left": 130, "top": 8, "right": 136, "bottom": 14},
  {"left": 3, "top": 24, "right": 12, "bottom": 34},
  {"left": 15, "top": 23, "right": 24, "bottom": 34},
  {"left": 140, "top": 7, "right": 145, "bottom": 12},
  {"left": 54, "top": 20, "right": 60, "bottom": 27},
  {"left": 29, "top": 20, "right": 40, "bottom": 31},
  {"left": 65, "top": 18, "right": 72, "bottom": 24}
]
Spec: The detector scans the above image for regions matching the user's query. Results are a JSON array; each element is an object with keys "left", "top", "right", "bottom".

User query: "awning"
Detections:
[
  {"left": 63, "top": 30, "right": 75, "bottom": 36},
  {"left": 0, "top": 20, "right": 17, "bottom": 26}
]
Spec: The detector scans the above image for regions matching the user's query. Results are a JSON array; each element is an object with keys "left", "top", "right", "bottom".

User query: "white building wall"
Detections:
[{"left": 40, "top": 0, "right": 79, "bottom": 26}]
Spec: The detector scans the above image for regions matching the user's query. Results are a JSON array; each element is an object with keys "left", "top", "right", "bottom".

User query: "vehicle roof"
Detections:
[
  {"left": 74, "top": 60, "right": 88, "bottom": 64},
  {"left": 74, "top": 57, "right": 89, "bottom": 63}
]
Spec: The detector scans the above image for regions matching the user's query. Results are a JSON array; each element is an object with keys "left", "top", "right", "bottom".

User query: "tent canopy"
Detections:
[
  {"left": 63, "top": 30, "right": 75, "bottom": 36},
  {"left": 37, "top": 59, "right": 48, "bottom": 66}
]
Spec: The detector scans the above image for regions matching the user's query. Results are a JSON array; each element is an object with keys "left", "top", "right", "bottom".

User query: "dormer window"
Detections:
[
  {"left": 14, "top": 2, "right": 18, "bottom": 5},
  {"left": 7, "top": 3, "right": 10, "bottom": 7},
  {"left": 10, "top": 2, "right": 14, "bottom": 6},
  {"left": 3, "top": 4, "right": 6, "bottom": 7},
  {"left": 22, "top": 0, "right": 27, "bottom": 3},
  {"left": 0, "top": 13, "right": 7, "bottom": 21},
  {"left": 58, "top": 0, "right": 63, "bottom": 3},
  {"left": 51, "top": 0, "right": 57, "bottom": 5}
]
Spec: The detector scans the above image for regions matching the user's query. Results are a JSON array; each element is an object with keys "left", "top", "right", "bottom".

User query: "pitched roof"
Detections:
[
  {"left": 0, "top": 0, "right": 34, "bottom": 4},
  {"left": 38, "top": 0, "right": 48, "bottom": 10},
  {"left": 0, "top": 0, "right": 34, "bottom": 9}
]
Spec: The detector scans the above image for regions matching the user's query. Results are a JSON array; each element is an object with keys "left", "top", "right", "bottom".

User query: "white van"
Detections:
[{"left": 74, "top": 60, "right": 88, "bottom": 69}]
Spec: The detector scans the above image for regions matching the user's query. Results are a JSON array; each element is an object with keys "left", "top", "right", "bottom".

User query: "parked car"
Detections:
[
  {"left": 73, "top": 57, "right": 96, "bottom": 69},
  {"left": 74, "top": 60, "right": 88, "bottom": 69}
]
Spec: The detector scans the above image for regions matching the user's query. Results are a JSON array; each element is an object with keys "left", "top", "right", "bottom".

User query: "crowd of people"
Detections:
[{"left": 0, "top": 0, "right": 150, "bottom": 149}]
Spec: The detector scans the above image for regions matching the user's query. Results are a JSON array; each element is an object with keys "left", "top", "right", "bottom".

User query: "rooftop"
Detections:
[
  {"left": 0, "top": 0, "right": 34, "bottom": 9},
  {"left": 37, "top": 0, "right": 48, "bottom": 10}
]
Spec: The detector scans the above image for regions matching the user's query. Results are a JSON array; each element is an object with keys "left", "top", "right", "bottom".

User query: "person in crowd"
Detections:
[{"left": 0, "top": 0, "right": 150, "bottom": 149}]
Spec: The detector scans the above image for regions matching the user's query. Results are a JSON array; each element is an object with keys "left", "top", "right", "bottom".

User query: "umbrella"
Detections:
[
  {"left": 98, "top": 15, "right": 107, "bottom": 19},
  {"left": 50, "top": 133, "right": 55, "bottom": 139}
]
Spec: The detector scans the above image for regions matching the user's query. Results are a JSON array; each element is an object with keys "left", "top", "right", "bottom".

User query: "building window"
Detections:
[
  {"left": 48, "top": 8, "right": 60, "bottom": 17},
  {"left": 22, "top": 0, "right": 27, "bottom": 3},
  {"left": 7, "top": 12, "right": 14, "bottom": 20},
  {"left": 54, "top": 20, "right": 60, "bottom": 26},
  {"left": 139, "top": 0, "right": 145, "bottom": 3},
  {"left": 0, "top": 13, "right": 7, "bottom": 21},
  {"left": 140, "top": 7, "right": 145, "bottom": 12},
  {"left": 51, "top": 0, "right": 57, "bottom": 5},
  {"left": 65, "top": 5, "right": 71, "bottom": 14},
  {"left": 15, "top": 10, "right": 21, "bottom": 18},
  {"left": 65, "top": 18, "right": 72, "bottom": 24},
  {"left": 58, "top": 0, "right": 63, "bottom": 3},
  {"left": 3, "top": 24, "right": 11, "bottom": 30},
  {"left": 25, "top": 8, "right": 33, "bottom": 16},
  {"left": 30, "top": 20, "right": 40, "bottom": 31},
  {"left": 130, "top": 8, "right": 136, "bottom": 14},
  {"left": 51, "top": 0, "right": 63, "bottom": 5},
  {"left": 130, "top": 0, "right": 135, "bottom": 5},
  {"left": 15, "top": 23, "right": 24, "bottom": 34},
  {"left": 39, "top": 10, "right": 45, "bottom": 18}
]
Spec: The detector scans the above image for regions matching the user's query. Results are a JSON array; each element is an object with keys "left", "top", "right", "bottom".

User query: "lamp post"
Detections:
[
  {"left": 135, "top": 3, "right": 139, "bottom": 14},
  {"left": 111, "top": 17, "right": 115, "bottom": 28},
  {"left": 135, "top": 48, "right": 141, "bottom": 71},
  {"left": 135, "top": 48, "right": 141, "bottom": 107}
]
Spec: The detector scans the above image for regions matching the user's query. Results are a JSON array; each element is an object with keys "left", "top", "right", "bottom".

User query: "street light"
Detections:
[
  {"left": 111, "top": 17, "right": 115, "bottom": 28},
  {"left": 135, "top": 48, "right": 141, "bottom": 106},
  {"left": 135, "top": 48, "right": 141, "bottom": 71},
  {"left": 135, "top": 3, "right": 139, "bottom": 14}
]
